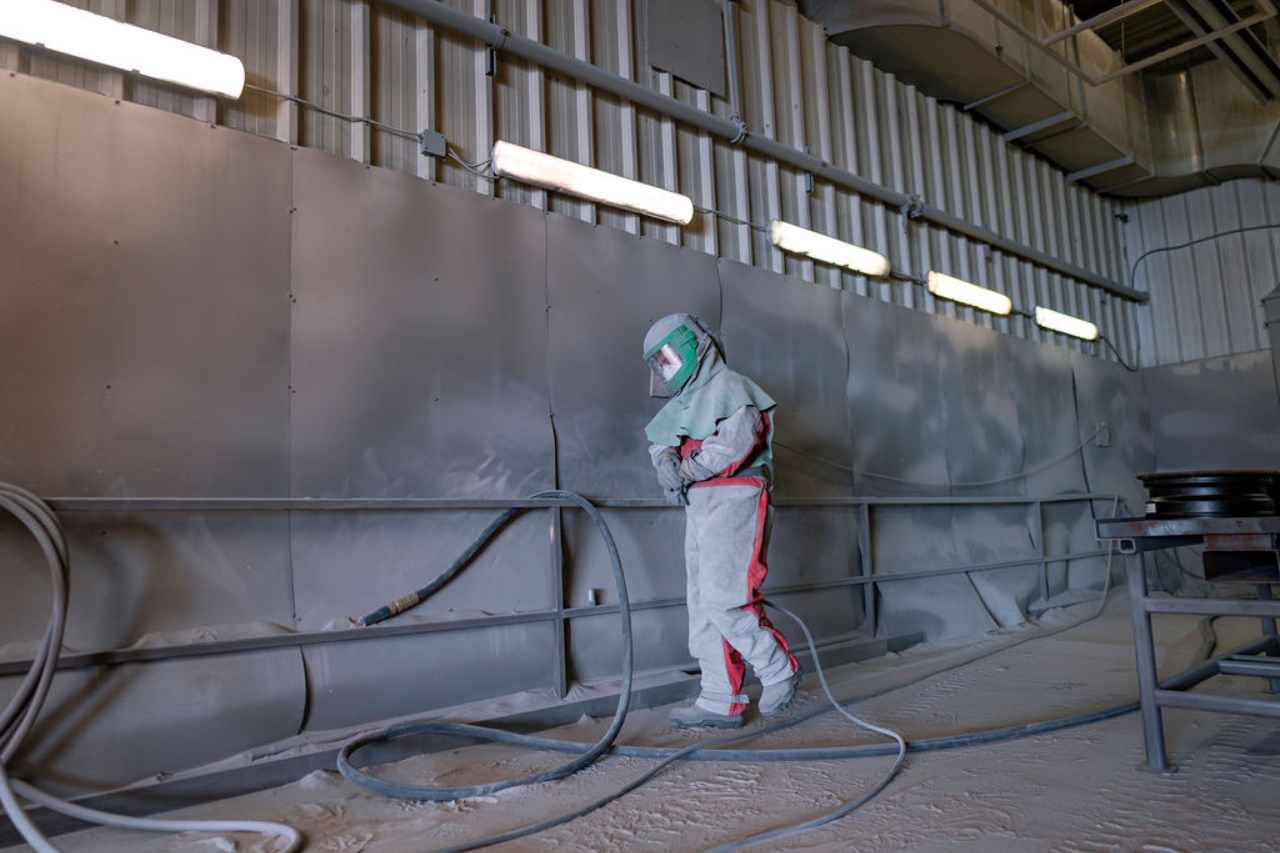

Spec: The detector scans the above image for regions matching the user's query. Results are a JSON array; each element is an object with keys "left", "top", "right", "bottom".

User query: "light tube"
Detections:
[
  {"left": 926, "top": 271, "right": 1012, "bottom": 315},
  {"left": 1034, "top": 306, "right": 1099, "bottom": 341},
  {"left": 491, "top": 141, "right": 694, "bottom": 224},
  {"left": 769, "top": 220, "right": 891, "bottom": 277},
  {"left": 0, "top": 0, "right": 246, "bottom": 98}
]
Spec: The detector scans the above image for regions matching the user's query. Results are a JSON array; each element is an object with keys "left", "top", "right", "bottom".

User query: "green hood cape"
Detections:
[{"left": 644, "top": 345, "right": 776, "bottom": 449}]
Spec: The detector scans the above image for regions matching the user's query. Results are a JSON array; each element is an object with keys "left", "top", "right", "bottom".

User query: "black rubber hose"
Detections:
[
  {"left": 342, "top": 490, "right": 633, "bottom": 806},
  {"left": 0, "top": 483, "right": 304, "bottom": 852},
  {"left": 338, "top": 490, "right": 1145, "bottom": 852},
  {"left": 360, "top": 507, "right": 522, "bottom": 626}
]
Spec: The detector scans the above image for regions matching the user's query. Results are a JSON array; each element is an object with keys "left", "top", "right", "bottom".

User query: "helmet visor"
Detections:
[
  {"left": 643, "top": 323, "right": 699, "bottom": 395},
  {"left": 648, "top": 343, "right": 684, "bottom": 381}
]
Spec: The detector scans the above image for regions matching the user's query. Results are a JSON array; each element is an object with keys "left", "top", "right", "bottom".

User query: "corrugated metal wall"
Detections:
[
  {"left": 1, "top": 0, "right": 1139, "bottom": 364},
  {"left": 1125, "top": 177, "right": 1280, "bottom": 367}
]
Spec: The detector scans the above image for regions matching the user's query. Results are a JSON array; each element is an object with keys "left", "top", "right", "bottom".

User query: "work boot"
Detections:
[
  {"left": 669, "top": 704, "right": 745, "bottom": 729},
  {"left": 759, "top": 669, "right": 800, "bottom": 717}
]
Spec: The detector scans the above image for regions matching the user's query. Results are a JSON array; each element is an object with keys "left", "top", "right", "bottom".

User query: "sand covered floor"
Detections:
[{"left": 11, "top": 591, "right": 1280, "bottom": 852}]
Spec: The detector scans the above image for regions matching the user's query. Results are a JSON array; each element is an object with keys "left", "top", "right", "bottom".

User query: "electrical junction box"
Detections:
[{"left": 419, "top": 128, "right": 448, "bottom": 159}]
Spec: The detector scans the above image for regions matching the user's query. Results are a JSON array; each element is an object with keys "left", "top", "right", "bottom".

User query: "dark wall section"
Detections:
[
  {"left": 1144, "top": 350, "right": 1280, "bottom": 471},
  {"left": 842, "top": 299, "right": 1149, "bottom": 639},
  {"left": 0, "top": 74, "right": 301, "bottom": 790},
  {"left": 0, "top": 70, "right": 1152, "bottom": 791},
  {"left": 286, "top": 151, "right": 557, "bottom": 727}
]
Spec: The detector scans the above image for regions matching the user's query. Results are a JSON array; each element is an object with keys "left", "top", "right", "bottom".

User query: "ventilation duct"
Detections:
[{"left": 800, "top": 0, "right": 1280, "bottom": 198}]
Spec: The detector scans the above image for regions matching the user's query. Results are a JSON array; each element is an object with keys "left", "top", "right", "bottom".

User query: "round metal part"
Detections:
[{"left": 1140, "top": 470, "right": 1280, "bottom": 519}]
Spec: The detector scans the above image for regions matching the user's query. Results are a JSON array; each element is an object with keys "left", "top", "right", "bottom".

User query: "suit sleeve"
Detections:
[
  {"left": 649, "top": 443, "right": 678, "bottom": 467},
  {"left": 679, "top": 405, "right": 764, "bottom": 482}
]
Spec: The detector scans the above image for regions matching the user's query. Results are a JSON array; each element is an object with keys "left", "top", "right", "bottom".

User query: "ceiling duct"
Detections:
[{"left": 799, "top": 0, "right": 1280, "bottom": 198}]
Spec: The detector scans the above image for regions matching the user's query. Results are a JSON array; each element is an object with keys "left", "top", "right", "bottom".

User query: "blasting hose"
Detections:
[
  {"left": 0, "top": 483, "right": 303, "bottom": 853},
  {"left": 341, "top": 490, "right": 1135, "bottom": 852},
  {"left": 1, "top": 483, "right": 1141, "bottom": 852}
]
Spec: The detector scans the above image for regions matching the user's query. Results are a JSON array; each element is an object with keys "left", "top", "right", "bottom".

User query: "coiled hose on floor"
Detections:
[
  {"left": 2, "top": 484, "right": 1137, "bottom": 852},
  {"left": 0, "top": 483, "right": 303, "bottom": 853},
  {"left": 339, "top": 491, "right": 1132, "bottom": 852}
]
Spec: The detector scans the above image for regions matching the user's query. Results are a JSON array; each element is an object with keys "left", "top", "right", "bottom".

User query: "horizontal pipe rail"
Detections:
[
  {"left": 1163, "top": 637, "right": 1277, "bottom": 690},
  {"left": 379, "top": 0, "right": 1145, "bottom": 303},
  {"left": 1217, "top": 657, "right": 1280, "bottom": 679},
  {"left": 1143, "top": 597, "right": 1280, "bottom": 618},
  {"left": 44, "top": 493, "right": 1123, "bottom": 512},
  {"left": 0, "top": 545, "right": 1114, "bottom": 677},
  {"left": 1154, "top": 688, "right": 1280, "bottom": 719}
]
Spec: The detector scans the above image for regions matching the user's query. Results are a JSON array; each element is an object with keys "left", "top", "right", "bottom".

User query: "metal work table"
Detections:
[{"left": 1098, "top": 514, "right": 1280, "bottom": 772}]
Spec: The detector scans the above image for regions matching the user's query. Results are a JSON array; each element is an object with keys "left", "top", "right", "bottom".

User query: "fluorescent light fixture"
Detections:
[
  {"left": 926, "top": 271, "right": 1012, "bottom": 315},
  {"left": 0, "top": 0, "right": 246, "bottom": 98},
  {"left": 1034, "top": 306, "right": 1099, "bottom": 341},
  {"left": 769, "top": 220, "right": 891, "bottom": 277},
  {"left": 491, "top": 141, "right": 694, "bottom": 225}
]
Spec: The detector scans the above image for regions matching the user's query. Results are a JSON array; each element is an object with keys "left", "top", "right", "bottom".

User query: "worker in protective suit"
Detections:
[{"left": 643, "top": 313, "right": 800, "bottom": 729}]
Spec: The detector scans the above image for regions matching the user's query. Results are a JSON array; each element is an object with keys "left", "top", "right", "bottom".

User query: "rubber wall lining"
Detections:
[
  {"left": 0, "top": 68, "right": 1152, "bottom": 791},
  {"left": 0, "top": 74, "right": 302, "bottom": 791},
  {"left": 1144, "top": 351, "right": 1280, "bottom": 471}
]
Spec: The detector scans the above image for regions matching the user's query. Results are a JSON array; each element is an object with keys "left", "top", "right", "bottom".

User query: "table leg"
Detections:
[
  {"left": 1127, "top": 556, "right": 1173, "bottom": 772},
  {"left": 1257, "top": 584, "right": 1280, "bottom": 695}
]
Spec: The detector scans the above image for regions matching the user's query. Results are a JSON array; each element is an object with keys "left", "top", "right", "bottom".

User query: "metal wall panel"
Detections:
[
  {"left": 1125, "top": 178, "right": 1280, "bottom": 367},
  {"left": 5, "top": 0, "right": 1136, "bottom": 367},
  {"left": 0, "top": 72, "right": 304, "bottom": 793},
  {"left": 1144, "top": 350, "right": 1280, "bottom": 470},
  {"left": 0, "top": 512, "right": 295, "bottom": 653},
  {"left": 0, "top": 74, "right": 292, "bottom": 498},
  {"left": 645, "top": 0, "right": 725, "bottom": 97},
  {"left": 0, "top": 652, "right": 304, "bottom": 794},
  {"left": 290, "top": 511, "right": 553, "bottom": 630},
  {"left": 547, "top": 210, "right": 722, "bottom": 675},
  {"left": 289, "top": 148, "right": 553, "bottom": 499},
  {"left": 841, "top": 291, "right": 1139, "bottom": 639},
  {"left": 286, "top": 148, "right": 559, "bottom": 726},
  {"left": 717, "top": 258, "right": 853, "bottom": 498},
  {"left": 301, "top": 624, "right": 559, "bottom": 730},
  {"left": 546, "top": 212, "right": 722, "bottom": 496}
]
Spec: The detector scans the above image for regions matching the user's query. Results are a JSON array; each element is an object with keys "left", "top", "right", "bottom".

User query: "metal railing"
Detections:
[{"left": 3, "top": 492, "right": 1124, "bottom": 696}]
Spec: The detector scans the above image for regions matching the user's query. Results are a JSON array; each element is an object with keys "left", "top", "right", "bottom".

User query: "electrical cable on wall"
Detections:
[{"left": 1128, "top": 222, "right": 1280, "bottom": 288}]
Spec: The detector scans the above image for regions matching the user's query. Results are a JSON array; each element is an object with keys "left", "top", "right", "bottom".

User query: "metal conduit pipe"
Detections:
[{"left": 381, "top": 0, "right": 1148, "bottom": 304}]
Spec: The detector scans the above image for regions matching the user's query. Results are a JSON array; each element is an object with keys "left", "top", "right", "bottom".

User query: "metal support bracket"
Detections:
[
  {"left": 485, "top": 15, "right": 500, "bottom": 77},
  {"left": 898, "top": 193, "right": 925, "bottom": 220},
  {"left": 1067, "top": 155, "right": 1135, "bottom": 185}
]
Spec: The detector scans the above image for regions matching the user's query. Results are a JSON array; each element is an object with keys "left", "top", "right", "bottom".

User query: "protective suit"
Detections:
[{"left": 643, "top": 314, "right": 799, "bottom": 727}]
